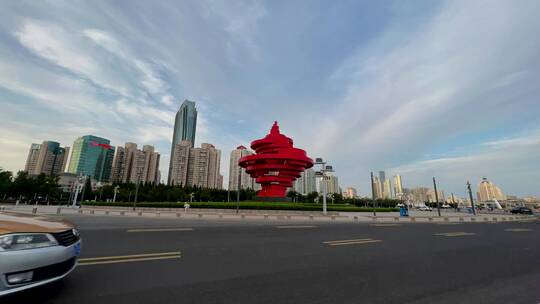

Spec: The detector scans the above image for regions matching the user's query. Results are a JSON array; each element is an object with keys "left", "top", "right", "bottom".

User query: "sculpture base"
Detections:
[{"left": 253, "top": 196, "right": 292, "bottom": 203}]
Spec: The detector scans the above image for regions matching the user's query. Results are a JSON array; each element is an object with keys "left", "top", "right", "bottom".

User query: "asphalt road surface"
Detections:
[{"left": 4, "top": 215, "right": 539, "bottom": 304}]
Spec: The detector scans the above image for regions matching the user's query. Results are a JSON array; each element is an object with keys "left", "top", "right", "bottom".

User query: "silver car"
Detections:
[{"left": 0, "top": 211, "right": 81, "bottom": 296}]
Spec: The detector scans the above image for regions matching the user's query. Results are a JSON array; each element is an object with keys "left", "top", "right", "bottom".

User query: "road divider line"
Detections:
[
  {"left": 78, "top": 255, "right": 181, "bottom": 266},
  {"left": 78, "top": 251, "right": 181, "bottom": 262},
  {"left": 434, "top": 232, "right": 476, "bottom": 237},
  {"left": 323, "top": 238, "right": 372, "bottom": 244},
  {"left": 127, "top": 228, "right": 193, "bottom": 233},
  {"left": 328, "top": 240, "right": 382, "bottom": 246},
  {"left": 504, "top": 228, "right": 532, "bottom": 232},
  {"left": 276, "top": 225, "right": 317, "bottom": 229}
]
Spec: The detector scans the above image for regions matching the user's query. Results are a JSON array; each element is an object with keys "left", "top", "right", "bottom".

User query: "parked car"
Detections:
[
  {"left": 0, "top": 212, "right": 81, "bottom": 296},
  {"left": 418, "top": 206, "right": 432, "bottom": 211},
  {"left": 510, "top": 207, "right": 533, "bottom": 215}
]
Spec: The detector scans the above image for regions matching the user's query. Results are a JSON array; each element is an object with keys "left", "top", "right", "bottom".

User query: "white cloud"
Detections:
[{"left": 14, "top": 20, "right": 131, "bottom": 97}]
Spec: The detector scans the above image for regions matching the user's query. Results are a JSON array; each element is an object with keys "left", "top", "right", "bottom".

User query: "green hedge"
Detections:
[{"left": 82, "top": 201, "right": 398, "bottom": 212}]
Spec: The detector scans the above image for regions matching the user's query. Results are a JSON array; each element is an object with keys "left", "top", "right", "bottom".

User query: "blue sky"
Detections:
[{"left": 1, "top": 0, "right": 539, "bottom": 198}]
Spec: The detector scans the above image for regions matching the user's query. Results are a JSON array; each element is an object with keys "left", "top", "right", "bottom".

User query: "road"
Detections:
[{"left": 4, "top": 215, "right": 539, "bottom": 304}]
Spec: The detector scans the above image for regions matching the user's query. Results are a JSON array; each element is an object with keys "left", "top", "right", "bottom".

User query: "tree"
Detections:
[{"left": 0, "top": 168, "right": 13, "bottom": 199}]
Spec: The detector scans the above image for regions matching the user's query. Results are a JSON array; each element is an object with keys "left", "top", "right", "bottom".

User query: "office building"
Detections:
[
  {"left": 229, "top": 146, "right": 259, "bottom": 191},
  {"left": 24, "top": 141, "right": 69, "bottom": 176},
  {"left": 477, "top": 177, "right": 506, "bottom": 202},
  {"left": 168, "top": 99, "right": 197, "bottom": 185},
  {"left": 67, "top": 135, "right": 114, "bottom": 182},
  {"left": 112, "top": 143, "right": 160, "bottom": 184},
  {"left": 170, "top": 141, "right": 222, "bottom": 189}
]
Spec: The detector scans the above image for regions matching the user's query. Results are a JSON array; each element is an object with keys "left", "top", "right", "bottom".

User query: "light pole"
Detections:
[
  {"left": 72, "top": 175, "right": 85, "bottom": 207},
  {"left": 466, "top": 181, "right": 477, "bottom": 216},
  {"left": 371, "top": 172, "right": 376, "bottom": 217},
  {"left": 433, "top": 177, "right": 441, "bottom": 217},
  {"left": 113, "top": 185, "right": 119, "bottom": 203},
  {"left": 236, "top": 166, "right": 241, "bottom": 214},
  {"left": 314, "top": 158, "right": 333, "bottom": 215}
]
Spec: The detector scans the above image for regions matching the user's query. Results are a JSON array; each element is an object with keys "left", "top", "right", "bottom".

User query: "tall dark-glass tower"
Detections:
[{"left": 168, "top": 99, "right": 197, "bottom": 185}]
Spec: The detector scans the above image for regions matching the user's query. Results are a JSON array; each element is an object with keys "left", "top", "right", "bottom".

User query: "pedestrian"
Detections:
[{"left": 184, "top": 202, "right": 190, "bottom": 213}]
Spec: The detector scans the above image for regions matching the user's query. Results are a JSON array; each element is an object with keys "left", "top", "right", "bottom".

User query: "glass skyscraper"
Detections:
[
  {"left": 168, "top": 99, "right": 197, "bottom": 185},
  {"left": 67, "top": 135, "right": 115, "bottom": 182}
]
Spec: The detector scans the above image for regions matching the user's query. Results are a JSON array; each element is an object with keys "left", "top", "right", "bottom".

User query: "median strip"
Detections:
[
  {"left": 323, "top": 238, "right": 382, "bottom": 246},
  {"left": 127, "top": 228, "right": 193, "bottom": 233},
  {"left": 78, "top": 251, "right": 182, "bottom": 266}
]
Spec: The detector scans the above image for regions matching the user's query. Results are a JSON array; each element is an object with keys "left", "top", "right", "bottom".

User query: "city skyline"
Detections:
[{"left": 1, "top": 1, "right": 539, "bottom": 197}]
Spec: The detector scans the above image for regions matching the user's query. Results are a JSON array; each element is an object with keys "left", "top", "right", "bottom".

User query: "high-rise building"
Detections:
[
  {"left": 394, "top": 174, "right": 403, "bottom": 196},
  {"left": 24, "top": 143, "right": 42, "bottom": 174},
  {"left": 343, "top": 187, "right": 358, "bottom": 199},
  {"left": 170, "top": 141, "right": 222, "bottom": 189},
  {"left": 372, "top": 176, "right": 382, "bottom": 199},
  {"left": 477, "top": 177, "right": 506, "bottom": 201},
  {"left": 168, "top": 99, "right": 197, "bottom": 185},
  {"left": 293, "top": 168, "right": 316, "bottom": 195},
  {"left": 67, "top": 135, "right": 114, "bottom": 182},
  {"left": 319, "top": 174, "right": 340, "bottom": 194},
  {"left": 376, "top": 170, "right": 391, "bottom": 199},
  {"left": 24, "top": 141, "right": 69, "bottom": 176},
  {"left": 111, "top": 143, "right": 160, "bottom": 184},
  {"left": 229, "top": 146, "right": 258, "bottom": 191}
]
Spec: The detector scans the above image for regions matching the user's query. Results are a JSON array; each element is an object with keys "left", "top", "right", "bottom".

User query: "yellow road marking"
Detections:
[
  {"left": 276, "top": 225, "right": 317, "bottom": 229},
  {"left": 328, "top": 240, "right": 382, "bottom": 246},
  {"left": 504, "top": 228, "right": 532, "bottom": 232},
  {"left": 78, "top": 251, "right": 181, "bottom": 262},
  {"left": 78, "top": 255, "right": 181, "bottom": 266},
  {"left": 435, "top": 232, "right": 475, "bottom": 237},
  {"left": 127, "top": 228, "right": 193, "bottom": 232}
]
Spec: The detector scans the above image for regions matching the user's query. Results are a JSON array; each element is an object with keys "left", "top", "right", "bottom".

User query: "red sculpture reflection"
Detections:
[{"left": 239, "top": 122, "right": 314, "bottom": 197}]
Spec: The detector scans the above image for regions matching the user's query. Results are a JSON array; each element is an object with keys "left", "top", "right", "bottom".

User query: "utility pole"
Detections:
[
  {"left": 433, "top": 177, "right": 441, "bottom": 216},
  {"left": 371, "top": 172, "right": 376, "bottom": 217},
  {"left": 236, "top": 166, "right": 241, "bottom": 214},
  {"left": 466, "top": 181, "right": 477, "bottom": 216}
]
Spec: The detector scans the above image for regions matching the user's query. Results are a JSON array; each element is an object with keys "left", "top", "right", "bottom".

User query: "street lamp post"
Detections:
[
  {"left": 113, "top": 185, "right": 119, "bottom": 203},
  {"left": 433, "top": 177, "right": 441, "bottom": 217},
  {"left": 236, "top": 166, "right": 241, "bottom": 214},
  {"left": 466, "top": 181, "right": 477, "bottom": 216},
  {"left": 314, "top": 158, "right": 333, "bottom": 215},
  {"left": 371, "top": 172, "right": 376, "bottom": 217}
]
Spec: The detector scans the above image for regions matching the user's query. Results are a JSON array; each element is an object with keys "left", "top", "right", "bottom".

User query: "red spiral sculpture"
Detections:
[{"left": 239, "top": 121, "right": 314, "bottom": 197}]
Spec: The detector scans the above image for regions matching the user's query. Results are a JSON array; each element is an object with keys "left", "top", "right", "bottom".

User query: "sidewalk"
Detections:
[{"left": 1, "top": 204, "right": 536, "bottom": 224}]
